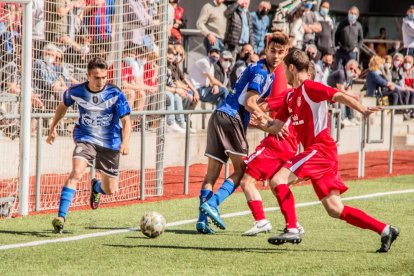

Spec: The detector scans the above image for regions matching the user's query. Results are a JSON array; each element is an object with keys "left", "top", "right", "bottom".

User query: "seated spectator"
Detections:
[
  {"left": 165, "top": 45, "right": 187, "bottom": 133},
  {"left": 315, "top": 51, "right": 333, "bottom": 84},
  {"left": 224, "top": 0, "right": 254, "bottom": 56},
  {"left": 214, "top": 50, "right": 234, "bottom": 90},
  {"left": 189, "top": 48, "right": 229, "bottom": 107},
  {"left": 402, "top": 55, "right": 414, "bottom": 118},
  {"left": 33, "top": 43, "right": 68, "bottom": 112},
  {"left": 305, "top": 44, "right": 319, "bottom": 63},
  {"left": 229, "top": 43, "right": 254, "bottom": 87},
  {"left": 327, "top": 59, "right": 361, "bottom": 126},
  {"left": 54, "top": 48, "right": 79, "bottom": 87},
  {"left": 366, "top": 55, "right": 401, "bottom": 106},
  {"left": 382, "top": 55, "right": 393, "bottom": 81},
  {"left": 169, "top": 0, "right": 186, "bottom": 44}
]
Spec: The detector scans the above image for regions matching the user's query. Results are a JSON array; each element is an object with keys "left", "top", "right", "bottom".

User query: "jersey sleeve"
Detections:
[
  {"left": 304, "top": 80, "right": 338, "bottom": 103},
  {"left": 274, "top": 93, "right": 290, "bottom": 123},
  {"left": 247, "top": 68, "right": 267, "bottom": 94},
  {"left": 62, "top": 89, "right": 74, "bottom": 107},
  {"left": 115, "top": 92, "right": 131, "bottom": 118},
  {"left": 266, "top": 88, "right": 292, "bottom": 111}
]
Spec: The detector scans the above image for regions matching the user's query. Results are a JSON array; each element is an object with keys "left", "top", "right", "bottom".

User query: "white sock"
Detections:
[{"left": 381, "top": 225, "right": 390, "bottom": 237}]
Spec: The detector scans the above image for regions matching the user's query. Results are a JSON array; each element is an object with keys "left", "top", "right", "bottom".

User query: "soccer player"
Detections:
[
  {"left": 255, "top": 49, "right": 399, "bottom": 253},
  {"left": 196, "top": 33, "right": 290, "bottom": 234},
  {"left": 47, "top": 57, "right": 132, "bottom": 233},
  {"left": 240, "top": 62, "right": 316, "bottom": 236}
]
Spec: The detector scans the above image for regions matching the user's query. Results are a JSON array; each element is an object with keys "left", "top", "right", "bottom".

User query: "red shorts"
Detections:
[
  {"left": 245, "top": 145, "right": 285, "bottom": 181},
  {"left": 283, "top": 148, "right": 348, "bottom": 200}
]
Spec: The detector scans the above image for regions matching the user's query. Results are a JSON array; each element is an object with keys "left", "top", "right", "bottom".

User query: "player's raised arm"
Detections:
[
  {"left": 332, "top": 91, "right": 382, "bottom": 116},
  {"left": 47, "top": 102, "right": 69, "bottom": 145}
]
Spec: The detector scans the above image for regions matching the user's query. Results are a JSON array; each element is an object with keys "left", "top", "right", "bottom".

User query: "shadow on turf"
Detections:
[
  {"left": 85, "top": 226, "right": 131, "bottom": 230},
  {"left": 0, "top": 229, "right": 73, "bottom": 237}
]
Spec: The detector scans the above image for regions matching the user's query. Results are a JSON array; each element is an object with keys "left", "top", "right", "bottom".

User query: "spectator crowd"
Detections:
[{"left": 1, "top": 1, "right": 414, "bottom": 138}]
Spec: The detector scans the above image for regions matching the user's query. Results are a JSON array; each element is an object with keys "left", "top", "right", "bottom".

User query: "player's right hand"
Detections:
[
  {"left": 46, "top": 128, "right": 57, "bottom": 145},
  {"left": 362, "top": 106, "right": 383, "bottom": 117}
]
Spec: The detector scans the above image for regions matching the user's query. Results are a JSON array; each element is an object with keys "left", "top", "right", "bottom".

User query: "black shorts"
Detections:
[
  {"left": 73, "top": 142, "right": 120, "bottom": 177},
  {"left": 205, "top": 110, "right": 248, "bottom": 163}
]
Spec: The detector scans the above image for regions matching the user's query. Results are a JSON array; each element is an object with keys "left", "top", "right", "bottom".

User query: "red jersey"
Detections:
[
  {"left": 107, "top": 62, "right": 134, "bottom": 84},
  {"left": 276, "top": 80, "right": 338, "bottom": 155},
  {"left": 268, "top": 63, "right": 288, "bottom": 119}
]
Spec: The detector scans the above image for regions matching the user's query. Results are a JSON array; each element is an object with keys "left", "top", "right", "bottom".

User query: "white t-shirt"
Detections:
[{"left": 189, "top": 57, "right": 214, "bottom": 89}]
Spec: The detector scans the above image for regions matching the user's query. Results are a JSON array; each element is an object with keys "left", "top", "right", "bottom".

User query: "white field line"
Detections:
[{"left": 1, "top": 188, "right": 413, "bottom": 251}]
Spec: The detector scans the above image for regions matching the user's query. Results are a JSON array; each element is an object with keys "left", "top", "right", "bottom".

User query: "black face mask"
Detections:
[
  {"left": 307, "top": 52, "right": 317, "bottom": 62},
  {"left": 242, "top": 52, "right": 251, "bottom": 62},
  {"left": 259, "top": 9, "right": 269, "bottom": 16}
]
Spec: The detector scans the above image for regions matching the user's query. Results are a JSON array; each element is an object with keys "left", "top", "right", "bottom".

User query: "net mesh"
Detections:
[{"left": 0, "top": 0, "right": 168, "bottom": 216}]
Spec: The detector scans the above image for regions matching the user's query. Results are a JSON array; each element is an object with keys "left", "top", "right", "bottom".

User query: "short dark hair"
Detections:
[
  {"left": 284, "top": 49, "right": 309, "bottom": 72},
  {"left": 268, "top": 32, "right": 289, "bottom": 47},
  {"left": 209, "top": 48, "right": 220, "bottom": 55},
  {"left": 87, "top": 57, "right": 108, "bottom": 71}
]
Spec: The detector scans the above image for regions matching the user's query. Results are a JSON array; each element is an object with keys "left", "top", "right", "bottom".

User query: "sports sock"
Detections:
[
  {"left": 209, "top": 179, "right": 237, "bottom": 207},
  {"left": 198, "top": 189, "right": 213, "bottom": 223},
  {"left": 274, "top": 184, "right": 297, "bottom": 229},
  {"left": 247, "top": 200, "right": 266, "bottom": 221},
  {"left": 93, "top": 179, "right": 106, "bottom": 194},
  {"left": 340, "top": 205, "right": 387, "bottom": 235},
  {"left": 57, "top": 186, "right": 76, "bottom": 219}
]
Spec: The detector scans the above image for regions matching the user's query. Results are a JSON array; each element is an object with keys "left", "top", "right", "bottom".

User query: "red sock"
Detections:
[
  {"left": 340, "top": 205, "right": 387, "bottom": 235},
  {"left": 247, "top": 200, "right": 266, "bottom": 221},
  {"left": 274, "top": 184, "right": 297, "bottom": 228}
]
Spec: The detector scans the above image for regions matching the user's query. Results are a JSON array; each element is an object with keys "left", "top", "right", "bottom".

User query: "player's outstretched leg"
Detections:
[
  {"left": 90, "top": 178, "right": 105, "bottom": 210},
  {"left": 323, "top": 191, "right": 400, "bottom": 253},
  {"left": 240, "top": 173, "right": 272, "bottom": 236},
  {"left": 53, "top": 186, "right": 76, "bottom": 234}
]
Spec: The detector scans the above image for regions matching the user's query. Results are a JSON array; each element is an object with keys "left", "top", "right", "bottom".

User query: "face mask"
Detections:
[
  {"left": 320, "top": 7, "right": 329, "bottom": 16},
  {"left": 307, "top": 52, "right": 317, "bottom": 62},
  {"left": 384, "top": 63, "right": 391, "bottom": 71},
  {"left": 259, "top": 9, "right": 269, "bottom": 16},
  {"left": 346, "top": 70, "right": 354, "bottom": 79},
  {"left": 304, "top": 3, "right": 313, "bottom": 9},
  {"left": 408, "top": 13, "right": 414, "bottom": 20},
  {"left": 393, "top": 60, "right": 401, "bottom": 68},
  {"left": 322, "top": 62, "right": 330, "bottom": 69},
  {"left": 44, "top": 56, "right": 55, "bottom": 64},
  {"left": 209, "top": 56, "right": 219, "bottom": 64},
  {"left": 242, "top": 52, "right": 251, "bottom": 62},
  {"left": 222, "top": 61, "right": 231, "bottom": 69},
  {"left": 348, "top": 14, "right": 358, "bottom": 24},
  {"left": 403, "top": 63, "right": 412, "bottom": 70}
]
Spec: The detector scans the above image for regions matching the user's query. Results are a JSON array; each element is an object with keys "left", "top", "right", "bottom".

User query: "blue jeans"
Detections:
[
  {"left": 335, "top": 48, "right": 358, "bottom": 69},
  {"left": 198, "top": 86, "right": 228, "bottom": 107},
  {"left": 203, "top": 37, "right": 225, "bottom": 55},
  {"left": 165, "top": 92, "right": 185, "bottom": 126}
]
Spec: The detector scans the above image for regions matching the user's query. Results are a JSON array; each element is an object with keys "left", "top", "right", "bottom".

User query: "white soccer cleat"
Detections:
[{"left": 242, "top": 219, "right": 272, "bottom": 236}]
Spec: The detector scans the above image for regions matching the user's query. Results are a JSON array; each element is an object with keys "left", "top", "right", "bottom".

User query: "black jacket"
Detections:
[
  {"left": 224, "top": 3, "right": 254, "bottom": 47},
  {"left": 335, "top": 19, "right": 363, "bottom": 53}
]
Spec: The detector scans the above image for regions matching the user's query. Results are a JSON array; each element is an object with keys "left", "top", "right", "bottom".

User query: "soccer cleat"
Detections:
[
  {"left": 199, "top": 202, "right": 226, "bottom": 230},
  {"left": 89, "top": 178, "right": 101, "bottom": 210},
  {"left": 196, "top": 221, "right": 216, "bottom": 234},
  {"left": 283, "top": 223, "right": 305, "bottom": 235},
  {"left": 52, "top": 217, "right": 65, "bottom": 234},
  {"left": 376, "top": 226, "right": 400, "bottom": 253},
  {"left": 268, "top": 227, "right": 303, "bottom": 245},
  {"left": 242, "top": 219, "right": 272, "bottom": 236}
]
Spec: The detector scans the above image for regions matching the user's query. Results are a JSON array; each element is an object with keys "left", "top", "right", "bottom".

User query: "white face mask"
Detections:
[
  {"left": 384, "top": 63, "right": 391, "bottom": 70},
  {"left": 404, "top": 63, "right": 412, "bottom": 70},
  {"left": 44, "top": 56, "right": 55, "bottom": 64},
  {"left": 222, "top": 61, "right": 231, "bottom": 69}
]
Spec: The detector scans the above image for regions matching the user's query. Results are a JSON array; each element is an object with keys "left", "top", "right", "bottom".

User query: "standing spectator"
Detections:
[
  {"left": 289, "top": 9, "right": 304, "bottom": 49},
  {"left": 327, "top": 59, "right": 361, "bottom": 126},
  {"left": 214, "top": 50, "right": 234, "bottom": 90},
  {"left": 169, "top": 0, "right": 185, "bottom": 44},
  {"left": 314, "top": 1, "right": 334, "bottom": 57},
  {"left": 33, "top": 0, "right": 45, "bottom": 59},
  {"left": 302, "top": 1, "right": 321, "bottom": 47},
  {"left": 196, "top": 0, "right": 227, "bottom": 54},
  {"left": 402, "top": 5, "right": 414, "bottom": 57},
  {"left": 334, "top": 6, "right": 363, "bottom": 69},
  {"left": 224, "top": 0, "right": 254, "bottom": 56},
  {"left": 189, "top": 48, "right": 228, "bottom": 106},
  {"left": 229, "top": 43, "right": 254, "bottom": 87},
  {"left": 374, "top": 27, "right": 388, "bottom": 57},
  {"left": 44, "top": 0, "right": 79, "bottom": 43},
  {"left": 250, "top": 1, "right": 271, "bottom": 54},
  {"left": 305, "top": 44, "right": 319, "bottom": 63}
]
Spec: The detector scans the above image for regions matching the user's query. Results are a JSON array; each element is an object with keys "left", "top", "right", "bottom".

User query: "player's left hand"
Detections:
[
  {"left": 120, "top": 143, "right": 129, "bottom": 155},
  {"left": 362, "top": 106, "right": 382, "bottom": 117}
]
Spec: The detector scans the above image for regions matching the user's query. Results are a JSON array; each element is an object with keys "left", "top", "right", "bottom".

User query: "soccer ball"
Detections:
[{"left": 140, "top": 211, "right": 166, "bottom": 238}]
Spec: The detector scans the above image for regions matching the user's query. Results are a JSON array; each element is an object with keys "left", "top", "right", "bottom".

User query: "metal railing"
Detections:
[{"left": 358, "top": 105, "right": 414, "bottom": 178}]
